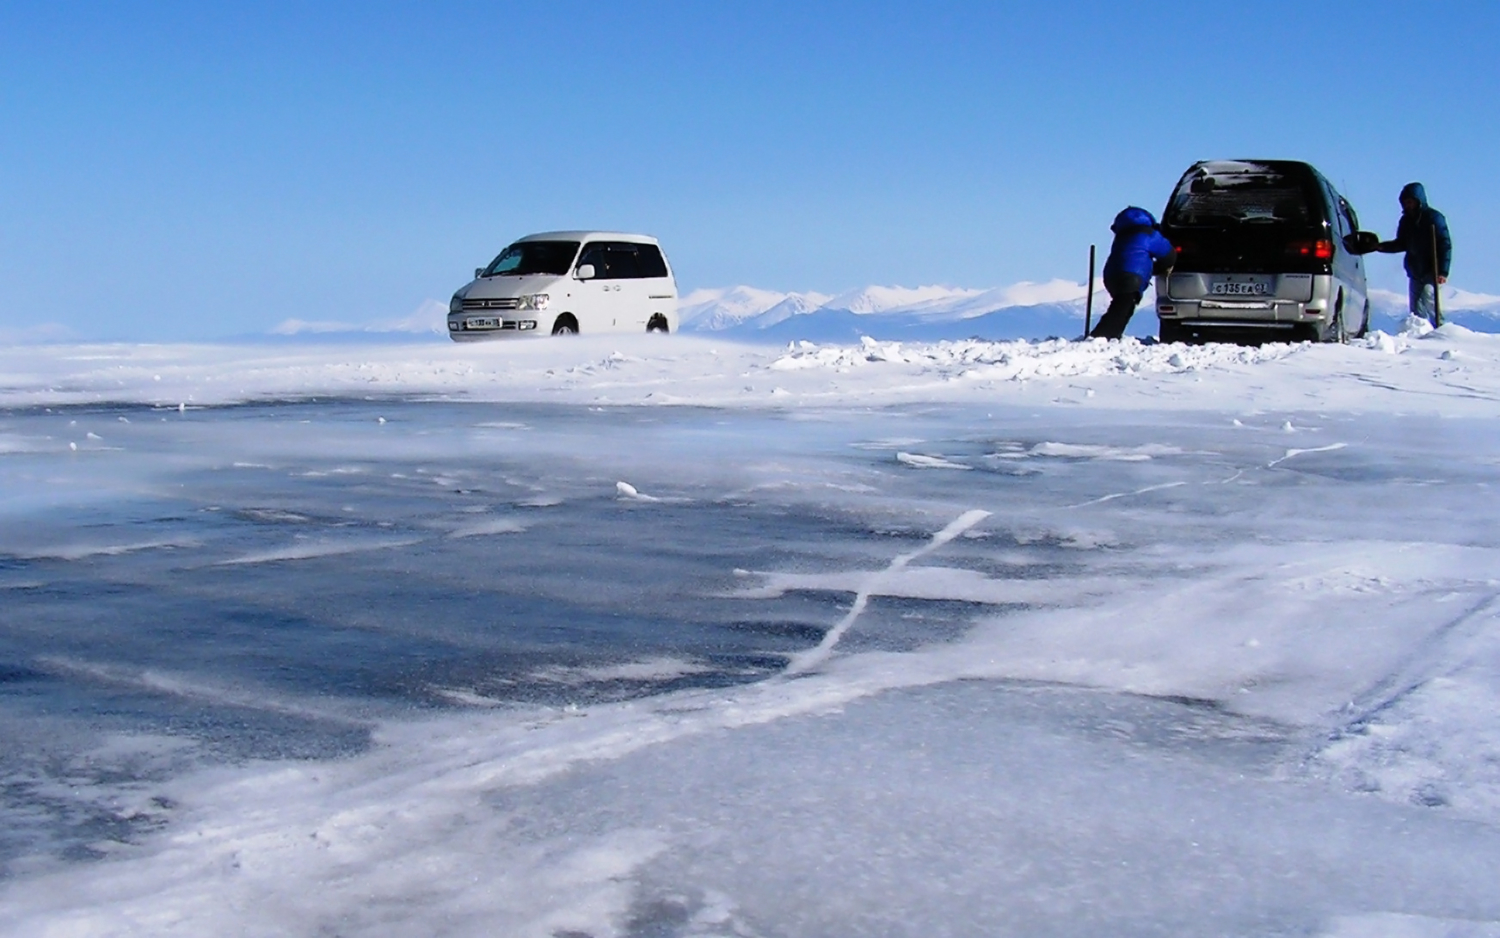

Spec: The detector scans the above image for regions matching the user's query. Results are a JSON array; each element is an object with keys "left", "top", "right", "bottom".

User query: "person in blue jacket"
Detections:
[
  {"left": 1377, "top": 182, "right": 1451, "bottom": 326},
  {"left": 1089, "top": 206, "right": 1175, "bottom": 340}
]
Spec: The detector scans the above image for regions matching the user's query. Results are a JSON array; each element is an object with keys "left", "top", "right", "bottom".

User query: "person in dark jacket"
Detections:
[
  {"left": 1377, "top": 182, "right": 1451, "bottom": 326},
  {"left": 1089, "top": 206, "right": 1175, "bottom": 340}
]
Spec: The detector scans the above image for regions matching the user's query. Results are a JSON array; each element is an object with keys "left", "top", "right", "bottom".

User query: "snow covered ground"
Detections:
[{"left": 2, "top": 320, "right": 1500, "bottom": 936}]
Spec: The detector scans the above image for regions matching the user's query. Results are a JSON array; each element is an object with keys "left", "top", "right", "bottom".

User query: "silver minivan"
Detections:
[
  {"left": 1155, "top": 160, "right": 1380, "bottom": 343},
  {"left": 448, "top": 231, "right": 678, "bottom": 340}
]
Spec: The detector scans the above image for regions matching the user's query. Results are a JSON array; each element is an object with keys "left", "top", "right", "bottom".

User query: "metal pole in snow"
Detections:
[
  {"left": 1430, "top": 224, "right": 1444, "bottom": 327},
  {"left": 1083, "top": 244, "right": 1096, "bottom": 338}
]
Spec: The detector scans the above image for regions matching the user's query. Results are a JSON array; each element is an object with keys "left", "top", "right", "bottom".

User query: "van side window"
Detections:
[
  {"left": 1326, "top": 193, "right": 1351, "bottom": 237},
  {"left": 577, "top": 243, "right": 627, "bottom": 279},
  {"left": 576, "top": 242, "right": 668, "bottom": 279},
  {"left": 1339, "top": 198, "right": 1361, "bottom": 233},
  {"left": 635, "top": 244, "right": 669, "bottom": 278}
]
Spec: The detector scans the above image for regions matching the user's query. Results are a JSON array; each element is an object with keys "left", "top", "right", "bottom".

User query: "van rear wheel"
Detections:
[
  {"left": 551, "top": 314, "right": 578, "bottom": 335},
  {"left": 646, "top": 314, "right": 669, "bottom": 334},
  {"left": 1324, "top": 308, "right": 1346, "bottom": 344}
]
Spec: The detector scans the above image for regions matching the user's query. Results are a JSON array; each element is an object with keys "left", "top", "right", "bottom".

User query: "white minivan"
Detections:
[{"left": 447, "top": 231, "right": 678, "bottom": 340}]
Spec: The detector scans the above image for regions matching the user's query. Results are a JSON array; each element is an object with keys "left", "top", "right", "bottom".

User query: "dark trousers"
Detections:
[
  {"left": 1089, "top": 272, "right": 1144, "bottom": 340},
  {"left": 1408, "top": 278, "right": 1441, "bottom": 327}
]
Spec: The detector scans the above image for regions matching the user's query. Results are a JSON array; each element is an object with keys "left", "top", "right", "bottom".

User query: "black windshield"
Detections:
[
  {"left": 482, "top": 241, "right": 580, "bottom": 277},
  {"left": 1166, "top": 165, "right": 1315, "bottom": 227}
]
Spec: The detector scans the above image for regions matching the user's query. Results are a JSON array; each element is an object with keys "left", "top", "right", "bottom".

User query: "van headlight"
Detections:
[
  {"left": 518, "top": 293, "right": 550, "bottom": 310},
  {"left": 449, "top": 296, "right": 463, "bottom": 313}
]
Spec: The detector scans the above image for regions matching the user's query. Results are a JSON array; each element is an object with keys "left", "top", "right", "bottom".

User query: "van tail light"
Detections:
[{"left": 1288, "top": 239, "right": 1334, "bottom": 260}]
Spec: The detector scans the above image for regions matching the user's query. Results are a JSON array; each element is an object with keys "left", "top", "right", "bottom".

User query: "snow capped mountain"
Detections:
[
  {"left": 676, "top": 287, "right": 834, "bottom": 331},
  {"left": 1369, "top": 287, "right": 1500, "bottom": 332},
  {"left": 240, "top": 282, "right": 1500, "bottom": 345},
  {"left": 819, "top": 284, "right": 984, "bottom": 315},
  {"left": 683, "top": 281, "right": 1500, "bottom": 343},
  {"left": 679, "top": 279, "right": 1131, "bottom": 342}
]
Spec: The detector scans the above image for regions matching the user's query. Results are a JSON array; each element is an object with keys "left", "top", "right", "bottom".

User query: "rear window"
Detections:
[
  {"left": 577, "top": 242, "right": 669, "bottom": 279},
  {"left": 1165, "top": 162, "right": 1317, "bottom": 227}
]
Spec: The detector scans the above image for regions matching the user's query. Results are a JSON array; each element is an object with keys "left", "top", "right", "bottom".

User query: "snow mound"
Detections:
[{"left": 767, "top": 335, "right": 1294, "bottom": 378}]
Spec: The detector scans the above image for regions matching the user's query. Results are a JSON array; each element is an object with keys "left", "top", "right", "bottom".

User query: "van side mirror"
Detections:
[
  {"left": 575, "top": 264, "right": 596, "bottom": 280},
  {"left": 1344, "top": 231, "right": 1380, "bottom": 255},
  {"left": 475, "top": 267, "right": 485, "bottom": 279}
]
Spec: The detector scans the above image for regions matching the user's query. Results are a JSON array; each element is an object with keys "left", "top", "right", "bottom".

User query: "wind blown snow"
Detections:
[
  {"left": 4, "top": 317, "right": 1498, "bottom": 415},
  {"left": 4, "top": 319, "right": 1500, "bottom": 936}
]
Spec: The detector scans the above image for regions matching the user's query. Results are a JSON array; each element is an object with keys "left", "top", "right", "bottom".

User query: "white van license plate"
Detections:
[
  {"left": 465, "top": 317, "right": 501, "bottom": 329},
  {"left": 1211, "top": 282, "right": 1268, "bottom": 296}
]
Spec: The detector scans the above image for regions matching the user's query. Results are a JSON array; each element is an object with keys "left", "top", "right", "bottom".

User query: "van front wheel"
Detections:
[
  {"left": 551, "top": 315, "right": 578, "bottom": 335},
  {"left": 646, "top": 314, "right": 669, "bottom": 334}
]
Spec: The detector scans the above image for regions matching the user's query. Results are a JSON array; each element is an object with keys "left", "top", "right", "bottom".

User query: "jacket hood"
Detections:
[
  {"left": 1111, "top": 206, "right": 1157, "bottom": 233},
  {"left": 1400, "top": 182, "right": 1429, "bottom": 209}
]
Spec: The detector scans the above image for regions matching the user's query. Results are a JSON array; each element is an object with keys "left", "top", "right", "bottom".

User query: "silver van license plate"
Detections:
[
  {"left": 465, "top": 317, "right": 501, "bottom": 329},
  {"left": 1211, "top": 282, "right": 1268, "bottom": 296}
]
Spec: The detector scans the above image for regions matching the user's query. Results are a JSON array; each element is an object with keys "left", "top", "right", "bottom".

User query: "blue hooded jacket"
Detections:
[
  {"left": 1102, "top": 207, "right": 1175, "bottom": 284},
  {"left": 1380, "top": 182, "right": 1451, "bottom": 282}
]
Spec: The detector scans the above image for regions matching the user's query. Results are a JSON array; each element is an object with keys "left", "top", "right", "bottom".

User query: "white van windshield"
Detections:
[{"left": 483, "top": 241, "right": 580, "bottom": 277}]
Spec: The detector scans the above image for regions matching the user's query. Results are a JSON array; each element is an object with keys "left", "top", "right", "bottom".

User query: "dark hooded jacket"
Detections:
[
  {"left": 1379, "top": 182, "right": 1451, "bottom": 282},
  {"left": 1102, "top": 206, "right": 1175, "bottom": 285}
]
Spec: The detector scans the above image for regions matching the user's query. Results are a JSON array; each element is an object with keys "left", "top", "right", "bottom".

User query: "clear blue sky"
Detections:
[{"left": 2, "top": 1, "right": 1496, "bottom": 340}]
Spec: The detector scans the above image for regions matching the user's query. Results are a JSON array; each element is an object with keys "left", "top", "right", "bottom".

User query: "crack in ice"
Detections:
[
  {"left": 1061, "top": 481, "right": 1186, "bottom": 509},
  {"left": 1267, "top": 442, "right": 1348, "bottom": 469},
  {"left": 783, "top": 509, "right": 991, "bottom": 676}
]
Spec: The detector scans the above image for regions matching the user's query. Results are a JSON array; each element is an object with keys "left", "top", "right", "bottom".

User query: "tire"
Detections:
[
  {"left": 551, "top": 315, "right": 578, "bottom": 335},
  {"left": 646, "top": 314, "right": 669, "bottom": 334},
  {"left": 1324, "top": 290, "right": 1347, "bottom": 343},
  {"left": 1158, "top": 321, "right": 1185, "bottom": 344},
  {"left": 1353, "top": 301, "right": 1370, "bottom": 339},
  {"left": 1324, "top": 308, "right": 1346, "bottom": 344}
]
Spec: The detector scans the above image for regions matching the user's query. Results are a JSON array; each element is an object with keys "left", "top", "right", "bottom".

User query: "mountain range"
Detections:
[
  {"left": 677, "top": 283, "right": 1500, "bottom": 343},
  {"left": 266, "top": 283, "right": 1500, "bottom": 343}
]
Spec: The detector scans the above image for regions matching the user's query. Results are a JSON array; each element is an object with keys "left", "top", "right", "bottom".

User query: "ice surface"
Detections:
[{"left": 2, "top": 329, "right": 1500, "bottom": 934}]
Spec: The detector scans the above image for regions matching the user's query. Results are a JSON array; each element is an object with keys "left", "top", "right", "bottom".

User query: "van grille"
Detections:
[{"left": 462, "top": 297, "right": 520, "bottom": 310}]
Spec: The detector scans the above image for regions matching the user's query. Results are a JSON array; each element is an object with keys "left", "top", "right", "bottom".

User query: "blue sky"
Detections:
[{"left": 1, "top": 1, "right": 1496, "bottom": 340}]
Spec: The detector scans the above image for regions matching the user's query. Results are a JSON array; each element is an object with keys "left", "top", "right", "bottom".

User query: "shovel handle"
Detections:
[
  {"left": 1430, "top": 224, "right": 1443, "bottom": 326},
  {"left": 1084, "top": 244, "right": 1096, "bottom": 337}
]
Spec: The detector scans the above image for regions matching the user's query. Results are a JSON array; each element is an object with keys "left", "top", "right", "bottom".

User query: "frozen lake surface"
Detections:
[{"left": 3, "top": 331, "right": 1500, "bottom": 935}]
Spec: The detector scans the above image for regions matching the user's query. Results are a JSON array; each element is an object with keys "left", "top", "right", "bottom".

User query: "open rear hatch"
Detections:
[{"left": 1162, "top": 161, "right": 1331, "bottom": 280}]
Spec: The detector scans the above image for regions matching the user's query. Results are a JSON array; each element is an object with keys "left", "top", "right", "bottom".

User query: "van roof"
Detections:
[{"left": 514, "top": 231, "right": 661, "bottom": 245}]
